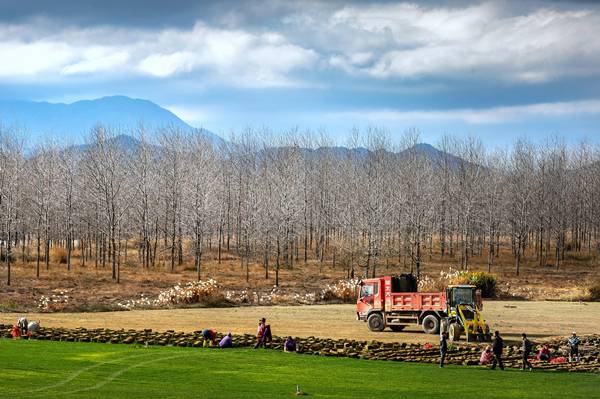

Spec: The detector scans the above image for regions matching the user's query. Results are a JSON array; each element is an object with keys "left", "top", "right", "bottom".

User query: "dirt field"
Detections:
[{"left": 3, "top": 301, "right": 599, "bottom": 345}]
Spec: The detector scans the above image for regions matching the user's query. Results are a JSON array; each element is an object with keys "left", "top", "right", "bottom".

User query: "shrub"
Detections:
[
  {"left": 419, "top": 268, "right": 497, "bottom": 298},
  {"left": 320, "top": 279, "right": 360, "bottom": 302},
  {"left": 587, "top": 280, "right": 600, "bottom": 301},
  {"left": 37, "top": 292, "right": 70, "bottom": 312},
  {"left": 418, "top": 268, "right": 462, "bottom": 292},
  {"left": 118, "top": 279, "right": 226, "bottom": 310},
  {"left": 456, "top": 272, "right": 497, "bottom": 298}
]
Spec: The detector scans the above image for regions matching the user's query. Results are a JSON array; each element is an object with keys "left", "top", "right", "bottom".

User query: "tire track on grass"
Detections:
[
  {"left": 9, "top": 351, "right": 157, "bottom": 395},
  {"left": 61, "top": 352, "right": 195, "bottom": 395}
]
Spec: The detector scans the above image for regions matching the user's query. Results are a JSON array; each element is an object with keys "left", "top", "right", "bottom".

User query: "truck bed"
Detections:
[{"left": 385, "top": 292, "right": 446, "bottom": 312}]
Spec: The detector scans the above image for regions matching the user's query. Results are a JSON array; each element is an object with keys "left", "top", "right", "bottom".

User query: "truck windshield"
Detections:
[
  {"left": 452, "top": 288, "right": 474, "bottom": 306},
  {"left": 360, "top": 283, "right": 377, "bottom": 298}
]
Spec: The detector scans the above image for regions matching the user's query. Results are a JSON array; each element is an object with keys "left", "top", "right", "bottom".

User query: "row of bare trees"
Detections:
[{"left": 1, "top": 125, "right": 599, "bottom": 285}]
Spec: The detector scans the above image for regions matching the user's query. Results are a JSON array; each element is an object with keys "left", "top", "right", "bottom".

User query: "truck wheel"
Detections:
[
  {"left": 449, "top": 323, "right": 462, "bottom": 342},
  {"left": 367, "top": 313, "right": 385, "bottom": 332},
  {"left": 389, "top": 325, "right": 405, "bottom": 332},
  {"left": 421, "top": 315, "right": 440, "bottom": 334}
]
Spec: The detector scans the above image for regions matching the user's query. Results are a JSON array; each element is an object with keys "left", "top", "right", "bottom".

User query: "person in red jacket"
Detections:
[{"left": 537, "top": 344, "right": 551, "bottom": 361}]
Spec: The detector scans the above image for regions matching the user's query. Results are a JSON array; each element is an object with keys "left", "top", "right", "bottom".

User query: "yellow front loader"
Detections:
[{"left": 441, "top": 285, "right": 491, "bottom": 342}]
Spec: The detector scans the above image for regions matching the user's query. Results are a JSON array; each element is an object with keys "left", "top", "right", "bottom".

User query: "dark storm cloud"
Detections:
[{"left": 0, "top": 0, "right": 208, "bottom": 27}]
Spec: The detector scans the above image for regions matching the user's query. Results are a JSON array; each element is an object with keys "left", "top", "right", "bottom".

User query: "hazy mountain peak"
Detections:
[{"left": 0, "top": 95, "right": 224, "bottom": 146}]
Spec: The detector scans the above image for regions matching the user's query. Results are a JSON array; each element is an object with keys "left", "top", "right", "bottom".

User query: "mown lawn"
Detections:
[{"left": 0, "top": 339, "right": 598, "bottom": 398}]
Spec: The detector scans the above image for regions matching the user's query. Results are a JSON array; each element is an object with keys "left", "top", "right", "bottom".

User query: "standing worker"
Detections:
[
  {"left": 254, "top": 318, "right": 266, "bottom": 349},
  {"left": 568, "top": 332, "right": 581, "bottom": 362},
  {"left": 439, "top": 332, "right": 449, "bottom": 368},
  {"left": 17, "top": 317, "right": 28, "bottom": 336},
  {"left": 521, "top": 333, "right": 533, "bottom": 371},
  {"left": 490, "top": 331, "right": 505, "bottom": 370}
]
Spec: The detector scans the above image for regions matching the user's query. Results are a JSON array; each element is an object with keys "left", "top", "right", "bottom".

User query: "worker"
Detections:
[
  {"left": 11, "top": 325, "right": 21, "bottom": 339},
  {"left": 219, "top": 332, "right": 233, "bottom": 348},
  {"left": 28, "top": 320, "right": 41, "bottom": 335},
  {"left": 521, "top": 333, "right": 533, "bottom": 371},
  {"left": 490, "top": 331, "right": 505, "bottom": 370},
  {"left": 263, "top": 323, "right": 273, "bottom": 347},
  {"left": 537, "top": 344, "right": 551, "bottom": 361},
  {"left": 17, "top": 317, "right": 28, "bottom": 336},
  {"left": 202, "top": 329, "right": 217, "bottom": 347},
  {"left": 284, "top": 336, "right": 297, "bottom": 352},
  {"left": 480, "top": 346, "right": 494, "bottom": 365},
  {"left": 568, "top": 332, "right": 581, "bottom": 362},
  {"left": 439, "top": 331, "right": 449, "bottom": 368},
  {"left": 254, "top": 318, "right": 266, "bottom": 349}
]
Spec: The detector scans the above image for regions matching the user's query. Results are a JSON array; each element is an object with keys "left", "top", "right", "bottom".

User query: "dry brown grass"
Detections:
[
  {"left": 0, "top": 237, "right": 599, "bottom": 312},
  {"left": 50, "top": 247, "right": 68, "bottom": 264}
]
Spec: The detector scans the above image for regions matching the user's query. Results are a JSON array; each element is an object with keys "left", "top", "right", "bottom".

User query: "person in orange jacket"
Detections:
[{"left": 254, "top": 318, "right": 266, "bottom": 349}]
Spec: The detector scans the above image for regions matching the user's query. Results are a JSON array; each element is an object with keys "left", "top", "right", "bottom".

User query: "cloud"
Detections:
[
  {"left": 292, "top": 2, "right": 600, "bottom": 82},
  {"left": 2, "top": 2, "right": 600, "bottom": 88},
  {"left": 0, "top": 20, "right": 317, "bottom": 87},
  {"left": 139, "top": 52, "right": 196, "bottom": 77},
  {"left": 329, "top": 100, "right": 600, "bottom": 125},
  {"left": 62, "top": 48, "right": 130, "bottom": 75},
  {"left": 0, "top": 40, "right": 74, "bottom": 77}
]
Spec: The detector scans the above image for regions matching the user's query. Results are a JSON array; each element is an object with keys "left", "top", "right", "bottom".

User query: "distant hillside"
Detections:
[
  {"left": 263, "top": 142, "right": 467, "bottom": 169},
  {"left": 0, "top": 95, "right": 224, "bottom": 145}
]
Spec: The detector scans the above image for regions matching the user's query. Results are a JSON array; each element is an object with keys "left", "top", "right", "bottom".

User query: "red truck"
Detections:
[{"left": 356, "top": 275, "right": 490, "bottom": 341}]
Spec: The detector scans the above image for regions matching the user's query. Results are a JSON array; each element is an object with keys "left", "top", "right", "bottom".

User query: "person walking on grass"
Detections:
[
  {"left": 490, "top": 331, "right": 505, "bottom": 370},
  {"left": 521, "top": 333, "right": 533, "bottom": 371},
  {"left": 568, "top": 332, "right": 581, "bottom": 362},
  {"left": 254, "top": 318, "right": 266, "bottom": 349},
  {"left": 439, "top": 332, "right": 449, "bottom": 368}
]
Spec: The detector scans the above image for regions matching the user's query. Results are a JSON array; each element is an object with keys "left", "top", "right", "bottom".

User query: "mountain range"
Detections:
[{"left": 0, "top": 95, "right": 463, "bottom": 165}]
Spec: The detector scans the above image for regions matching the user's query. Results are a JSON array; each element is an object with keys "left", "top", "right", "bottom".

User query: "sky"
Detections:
[{"left": 1, "top": 0, "right": 600, "bottom": 147}]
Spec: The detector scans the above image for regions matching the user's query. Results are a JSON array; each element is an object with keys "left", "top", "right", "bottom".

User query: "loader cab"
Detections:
[{"left": 446, "top": 285, "right": 480, "bottom": 310}]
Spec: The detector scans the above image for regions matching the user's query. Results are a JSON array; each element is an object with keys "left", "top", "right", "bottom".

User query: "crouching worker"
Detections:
[
  {"left": 537, "top": 344, "right": 551, "bottom": 361},
  {"left": 480, "top": 346, "right": 494, "bottom": 365},
  {"left": 202, "top": 329, "right": 217, "bottom": 347},
  {"left": 28, "top": 320, "right": 41, "bottom": 336},
  {"left": 11, "top": 325, "right": 21, "bottom": 339},
  {"left": 284, "top": 336, "right": 297, "bottom": 353},
  {"left": 219, "top": 333, "right": 233, "bottom": 348}
]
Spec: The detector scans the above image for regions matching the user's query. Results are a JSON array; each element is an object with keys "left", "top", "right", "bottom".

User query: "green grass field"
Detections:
[{"left": 1, "top": 339, "right": 598, "bottom": 399}]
